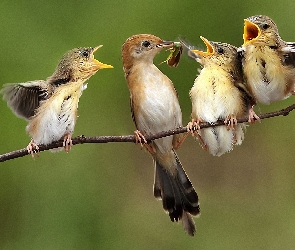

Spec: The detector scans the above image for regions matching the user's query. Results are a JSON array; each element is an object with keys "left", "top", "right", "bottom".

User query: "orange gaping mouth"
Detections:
[
  {"left": 243, "top": 19, "right": 261, "bottom": 44},
  {"left": 190, "top": 36, "right": 214, "bottom": 57}
]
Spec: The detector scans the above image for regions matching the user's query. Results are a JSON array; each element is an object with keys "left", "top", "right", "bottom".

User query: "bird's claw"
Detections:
[
  {"left": 248, "top": 107, "right": 261, "bottom": 123},
  {"left": 134, "top": 130, "right": 155, "bottom": 155},
  {"left": 63, "top": 134, "right": 73, "bottom": 152},
  {"left": 187, "top": 120, "right": 201, "bottom": 135},
  {"left": 187, "top": 119, "right": 208, "bottom": 151},
  {"left": 134, "top": 130, "right": 147, "bottom": 146},
  {"left": 224, "top": 115, "right": 237, "bottom": 130},
  {"left": 26, "top": 140, "right": 39, "bottom": 158}
]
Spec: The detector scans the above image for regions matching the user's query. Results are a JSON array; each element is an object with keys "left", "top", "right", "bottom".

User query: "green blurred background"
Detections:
[{"left": 1, "top": 0, "right": 295, "bottom": 249}]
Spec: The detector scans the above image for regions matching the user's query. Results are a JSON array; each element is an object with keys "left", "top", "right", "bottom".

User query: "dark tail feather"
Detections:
[
  {"left": 181, "top": 212, "right": 196, "bottom": 237},
  {"left": 153, "top": 150, "right": 200, "bottom": 236}
]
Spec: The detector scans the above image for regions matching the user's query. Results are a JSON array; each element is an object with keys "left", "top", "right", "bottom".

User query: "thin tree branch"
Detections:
[{"left": 1, "top": 104, "right": 295, "bottom": 162}]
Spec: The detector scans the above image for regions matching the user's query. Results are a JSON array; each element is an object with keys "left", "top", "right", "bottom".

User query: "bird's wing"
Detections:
[
  {"left": 285, "top": 42, "right": 295, "bottom": 52},
  {"left": 129, "top": 96, "right": 138, "bottom": 128},
  {"left": 237, "top": 46, "right": 245, "bottom": 62},
  {"left": 235, "top": 80, "right": 257, "bottom": 107},
  {"left": 281, "top": 42, "right": 295, "bottom": 66},
  {"left": 1, "top": 80, "right": 50, "bottom": 120}
]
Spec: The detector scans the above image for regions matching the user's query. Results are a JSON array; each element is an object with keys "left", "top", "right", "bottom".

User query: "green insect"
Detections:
[{"left": 162, "top": 42, "right": 183, "bottom": 67}]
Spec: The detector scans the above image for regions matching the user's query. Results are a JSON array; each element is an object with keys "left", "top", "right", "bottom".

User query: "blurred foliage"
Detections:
[{"left": 1, "top": 0, "right": 295, "bottom": 249}]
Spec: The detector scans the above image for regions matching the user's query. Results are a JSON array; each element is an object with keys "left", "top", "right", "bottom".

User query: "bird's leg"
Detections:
[
  {"left": 63, "top": 133, "right": 73, "bottom": 152},
  {"left": 248, "top": 106, "right": 261, "bottom": 123},
  {"left": 224, "top": 115, "right": 238, "bottom": 130},
  {"left": 196, "top": 132, "right": 208, "bottom": 151},
  {"left": 186, "top": 119, "right": 208, "bottom": 151},
  {"left": 173, "top": 132, "right": 190, "bottom": 150},
  {"left": 26, "top": 139, "right": 39, "bottom": 158},
  {"left": 134, "top": 130, "right": 155, "bottom": 155}
]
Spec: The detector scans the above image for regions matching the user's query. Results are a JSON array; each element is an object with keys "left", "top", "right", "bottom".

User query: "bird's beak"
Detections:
[
  {"left": 92, "top": 45, "right": 114, "bottom": 69},
  {"left": 243, "top": 19, "right": 261, "bottom": 45},
  {"left": 190, "top": 36, "right": 214, "bottom": 57}
]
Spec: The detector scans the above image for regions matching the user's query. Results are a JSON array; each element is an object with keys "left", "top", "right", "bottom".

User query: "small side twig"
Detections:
[{"left": 1, "top": 104, "right": 295, "bottom": 162}]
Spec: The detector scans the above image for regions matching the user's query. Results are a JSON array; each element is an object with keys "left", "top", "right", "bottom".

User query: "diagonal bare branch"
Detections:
[{"left": 1, "top": 104, "right": 295, "bottom": 162}]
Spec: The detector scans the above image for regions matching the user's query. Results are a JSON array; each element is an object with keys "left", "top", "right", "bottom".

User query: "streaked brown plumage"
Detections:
[
  {"left": 1, "top": 46, "right": 113, "bottom": 155},
  {"left": 239, "top": 15, "right": 295, "bottom": 104},
  {"left": 188, "top": 36, "right": 258, "bottom": 156}
]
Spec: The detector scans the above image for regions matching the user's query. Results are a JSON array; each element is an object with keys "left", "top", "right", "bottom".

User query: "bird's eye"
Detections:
[
  {"left": 142, "top": 41, "right": 151, "bottom": 47},
  {"left": 262, "top": 23, "right": 269, "bottom": 30},
  {"left": 217, "top": 47, "right": 224, "bottom": 54},
  {"left": 82, "top": 51, "right": 89, "bottom": 57}
]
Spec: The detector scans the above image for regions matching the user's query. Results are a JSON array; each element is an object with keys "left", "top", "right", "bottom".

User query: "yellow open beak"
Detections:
[
  {"left": 93, "top": 45, "right": 114, "bottom": 69},
  {"left": 190, "top": 36, "right": 214, "bottom": 57},
  {"left": 243, "top": 19, "right": 261, "bottom": 45}
]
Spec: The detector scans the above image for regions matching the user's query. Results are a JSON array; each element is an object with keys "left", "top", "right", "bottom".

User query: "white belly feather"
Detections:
[
  {"left": 135, "top": 66, "right": 182, "bottom": 154},
  {"left": 190, "top": 67, "right": 245, "bottom": 156},
  {"left": 243, "top": 45, "right": 293, "bottom": 104},
  {"left": 26, "top": 82, "right": 85, "bottom": 145}
]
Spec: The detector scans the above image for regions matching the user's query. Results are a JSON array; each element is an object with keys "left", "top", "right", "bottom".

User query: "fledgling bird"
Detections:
[
  {"left": 239, "top": 15, "right": 295, "bottom": 104},
  {"left": 1, "top": 46, "right": 113, "bottom": 155},
  {"left": 122, "top": 34, "right": 200, "bottom": 236},
  {"left": 187, "top": 36, "right": 258, "bottom": 157}
]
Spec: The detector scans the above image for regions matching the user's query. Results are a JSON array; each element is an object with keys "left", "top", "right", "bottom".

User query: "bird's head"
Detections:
[
  {"left": 52, "top": 46, "right": 113, "bottom": 84},
  {"left": 70, "top": 46, "right": 113, "bottom": 80},
  {"left": 122, "top": 34, "right": 174, "bottom": 68},
  {"left": 190, "top": 36, "right": 239, "bottom": 68},
  {"left": 243, "top": 15, "right": 280, "bottom": 47}
]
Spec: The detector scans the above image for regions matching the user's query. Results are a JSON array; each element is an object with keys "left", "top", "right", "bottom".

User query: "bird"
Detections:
[
  {"left": 122, "top": 34, "right": 200, "bottom": 236},
  {"left": 1, "top": 46, "right": 113, "bottom": 155},
  {"left": 187, "top": 36, "right": 259, "bottom": 157},
  {"left": 239, "top": 15, "right": 295, "bottom": 105}
]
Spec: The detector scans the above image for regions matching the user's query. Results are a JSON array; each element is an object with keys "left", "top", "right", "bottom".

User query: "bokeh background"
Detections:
[{"left": 1, "top": 0, "right": 295, "bottom": 249}]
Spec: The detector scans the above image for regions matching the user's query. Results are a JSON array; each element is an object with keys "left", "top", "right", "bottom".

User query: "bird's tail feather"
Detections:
[{"left": 153, "top": 150, "right": 200, "bottom": 236}]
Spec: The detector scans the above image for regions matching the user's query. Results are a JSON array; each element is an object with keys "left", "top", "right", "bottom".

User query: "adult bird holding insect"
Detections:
[{"left": 122, "top": 34, "right": 200, "bottom": 236}]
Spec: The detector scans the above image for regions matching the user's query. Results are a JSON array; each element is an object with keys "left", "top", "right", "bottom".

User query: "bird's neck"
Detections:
[
  {"left": 47, "top": 66, "right": 73, "bottom": 87},
  {"left": 123, "top": 58, "right": 154, "bottom": 78},
  {"left": 204, "top": 62, "right": 234, "bottom": 74},
  {"left": 48, "top": 76, "right": 71, "bottom": 87},
  {"left": 125, "top": 60, "right": 163, "bottom": 91}
]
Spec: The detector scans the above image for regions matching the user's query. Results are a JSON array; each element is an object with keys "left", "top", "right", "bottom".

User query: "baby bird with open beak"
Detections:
[
  {"left": 122, "top": 34, "right": 200, "bottom": 236},
  {"left": 188, "top": 36, "right": 258, "bottom": 156},
  {"left": 1, "top": 46, "right": 113, "bottom": 155},
  {"left": 239, "top": 15, "right": 295, "bottom": 104}
]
